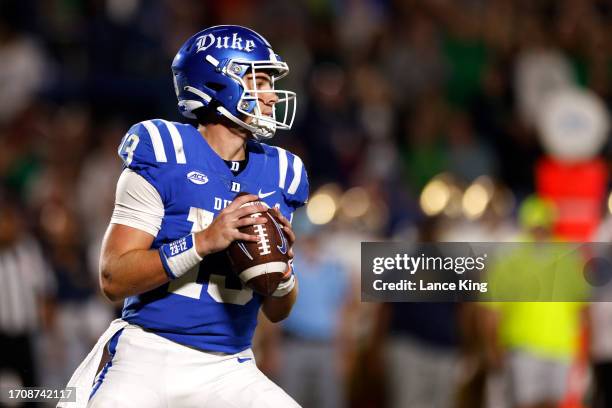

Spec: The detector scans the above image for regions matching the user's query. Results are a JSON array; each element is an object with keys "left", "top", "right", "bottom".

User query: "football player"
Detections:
[{"left": 59, "top": 25, "right": 307, "bottom": 408}]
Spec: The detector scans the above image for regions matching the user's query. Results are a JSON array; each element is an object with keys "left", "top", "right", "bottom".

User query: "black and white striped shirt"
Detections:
[{"left": 0, "top": 237, "right": 55, "bottom": 335}]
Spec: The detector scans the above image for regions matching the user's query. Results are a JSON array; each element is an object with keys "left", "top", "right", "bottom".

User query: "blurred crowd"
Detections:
[{"left": 1, "top": 0, "right": 612, "bottom": 407}]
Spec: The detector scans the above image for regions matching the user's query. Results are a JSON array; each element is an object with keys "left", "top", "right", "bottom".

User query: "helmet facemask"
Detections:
[{"left": 225, "top": 59, "right": 297, "bottom": 140}]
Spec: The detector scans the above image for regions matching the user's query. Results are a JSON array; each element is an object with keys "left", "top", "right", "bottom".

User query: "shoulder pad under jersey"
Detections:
[{"left": 262, "top": 144, "right": 309, "bottom": 209}]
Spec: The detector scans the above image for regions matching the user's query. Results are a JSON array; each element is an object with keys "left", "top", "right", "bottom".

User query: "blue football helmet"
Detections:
[{"left": 171, "top": 25, "right": 296, "bottom": 140}]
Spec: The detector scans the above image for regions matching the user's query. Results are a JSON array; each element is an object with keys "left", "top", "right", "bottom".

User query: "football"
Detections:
[{"left": 226, "top": 196, "right": 289, "bottom": 296}]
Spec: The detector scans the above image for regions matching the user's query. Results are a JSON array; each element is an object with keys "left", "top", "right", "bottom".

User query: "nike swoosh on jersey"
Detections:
[
  {"left": 257, "top": 189, "right": 276, "bottom": 199},
  {"left": 237, "top": 357, "right": 253, "bottom": 363}
]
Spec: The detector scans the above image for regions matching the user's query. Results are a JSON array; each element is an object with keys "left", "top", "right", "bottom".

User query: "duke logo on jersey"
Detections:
[{"left": 117, "top": 118, "right": 308, "bottom": 354}]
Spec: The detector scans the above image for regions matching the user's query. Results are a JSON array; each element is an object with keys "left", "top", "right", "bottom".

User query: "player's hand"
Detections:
[
  {"left": 195, "top": 194, "right": 267, "bottom": 257},
  {"left": 270, "top": 207, "right": 295, "bottom": 259}
]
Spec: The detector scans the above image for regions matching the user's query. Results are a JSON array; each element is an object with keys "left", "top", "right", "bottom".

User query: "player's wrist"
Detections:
[
  {"left": 159, "top": 233, "right": 203, "bottom": 280},
  {"left": 271, "top": 263, "right": 295, "bottom": 297},
  {"left": 194, "top": 230, "right": 214, "bottom": 257}
]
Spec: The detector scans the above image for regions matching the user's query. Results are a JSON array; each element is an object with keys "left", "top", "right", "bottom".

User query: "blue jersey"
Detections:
[{"left": 116, "top": 119, "right": 309, "bottom": 353}]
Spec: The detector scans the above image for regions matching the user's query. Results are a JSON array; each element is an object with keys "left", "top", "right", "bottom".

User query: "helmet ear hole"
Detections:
[
  {"left": 205, "top": 82, "right": 226, "bottom": 92},
  {"left": 193, "top": 102, "right": 222, "bottom": 125}
]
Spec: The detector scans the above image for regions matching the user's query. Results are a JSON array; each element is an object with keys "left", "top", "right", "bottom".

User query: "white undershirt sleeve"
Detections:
[{"left": 110, "top": 169, "right": 164, "bottom": 237}]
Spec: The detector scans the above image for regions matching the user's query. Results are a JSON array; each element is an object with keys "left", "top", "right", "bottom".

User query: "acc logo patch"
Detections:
[{"left": 187, "top": 171, "right": 208, "bottom": 185}]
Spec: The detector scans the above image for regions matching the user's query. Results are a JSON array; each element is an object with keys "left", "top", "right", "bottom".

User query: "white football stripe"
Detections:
[
  {"left": 275, "top": 147, "right": 288, "bottom": 188},
  {"left": 161, "top": 120, "right": 187, "bottom": 164},
  {"left": 239, "top": 262, "right": 287, "bottom": 283},
  {"left": 142, "top": 121, "right": 167, "bottom": 162},
  {"left": 287, "top": 155, "right": 303, "bottom": 194}
]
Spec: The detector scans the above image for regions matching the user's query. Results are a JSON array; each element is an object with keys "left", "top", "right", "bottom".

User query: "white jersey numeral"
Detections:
[
  {"left": 119, "top": 134, "right": 140, "bottom": 166},
  {"left": 207, "top": 274, "right": 252, "bottom": 305},
  {"left": 167, "top": 207, "right": 253, "bottom": 305}
]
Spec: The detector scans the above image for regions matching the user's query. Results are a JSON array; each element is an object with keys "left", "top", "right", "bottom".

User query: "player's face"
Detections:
[{"left": 243, "top": 72, "right": 278, "bottom": 119}]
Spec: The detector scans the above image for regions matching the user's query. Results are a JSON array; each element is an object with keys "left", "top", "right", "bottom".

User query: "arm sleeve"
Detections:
[{"left": 110, "top": 169, "right": 164, "bottom": 237}]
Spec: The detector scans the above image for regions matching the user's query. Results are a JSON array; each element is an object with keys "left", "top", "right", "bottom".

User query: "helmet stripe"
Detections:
[{"left": 205, "top": 54, "right": 219, "bottom": 67}]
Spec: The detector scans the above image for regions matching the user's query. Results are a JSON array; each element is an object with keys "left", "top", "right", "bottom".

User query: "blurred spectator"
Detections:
[
  {"left": 589, "top": 215, "right": 612, "bottom": 408},
  {"left": 381, "top": 12, "right": 445, "bottom": 107},
  {"left": 514, "top": 17, "right": 575, "bottom": 128},
  {"left": 336, "top": 0, "right": 386, "bottom": 62},
  {"left": 76, "top": 118, "right": 126, "bottom": 273},
  {"left": 0, "top": 193, "right": 55, "bottom": 389},
  {"left": 298, "top": 63, "right": 362, "bottom": 185},
  {"left": 480, "top": 196, "right": 589, "bottom": 408},
  {"left": 0, "top": 3, "right": 50, "bottom": 124},
  {"left": 378, "top": 300, "right": 462, "bottom": 408},
  {"left": 370, "top": 219, "right": 462, "bottom": 408},
  {"left": 276, "top": 227, "right": 352, "bottom": 408},
  {"left": 446, "top": 110, "right": 495, "bottom": 182},
  {"left": 37, "top": 201, "right": 113, "bottom": 387},
  {"left": 318, "top": 209, "right": 386, "bottom": 408},
  {"left": 438, "top": 3, "right": 489, "bottom": 107},
  {"left": 400, "top": 95, "right": 448, "bottom": 192}
]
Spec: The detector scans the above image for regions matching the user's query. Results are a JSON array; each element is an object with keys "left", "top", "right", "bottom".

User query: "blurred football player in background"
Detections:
[{"left": 60, "top": 25, "right": 308, "bottom": 407}]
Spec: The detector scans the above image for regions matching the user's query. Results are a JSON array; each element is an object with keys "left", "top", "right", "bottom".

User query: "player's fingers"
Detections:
[
  {"left": 235, "top": 216, "right": 267, "bottom": 228},
  {"left": 271, "top": 207, "right": 291, "bottom": 228},
  {"left": 269, "top": 208, "right": 295, "bottom": 243},
  {"left": 282, "top": 225, "right": 296, "bottom": 244},
  {"left": 225, "top": 194, "right": 259, "bottom": 212},
  {"left": 233, "top": 203, "right": 267, "bottom": 219},
  {"left": 234, "top": 231, "right": 260, "bottom": 242},
  {"left": 270, "top": 206, "right": 282, "bottom": 219}
]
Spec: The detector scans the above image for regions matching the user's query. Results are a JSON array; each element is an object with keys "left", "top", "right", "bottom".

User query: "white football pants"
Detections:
[{"left": 87, "top": 324, "right": 300, "bottom": 408}]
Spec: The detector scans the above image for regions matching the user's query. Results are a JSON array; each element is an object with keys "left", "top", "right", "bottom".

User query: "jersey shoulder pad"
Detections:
[
  {"left": 262, "top": 144, "right": 309, "bottom": 208},
  {"left": 118, "top": 119, "right": 189, "bottom": 170}
]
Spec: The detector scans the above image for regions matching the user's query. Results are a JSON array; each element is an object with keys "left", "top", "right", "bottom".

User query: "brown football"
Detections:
[{"left": 226, "top": 198, "right": 289, "bottom": 296}]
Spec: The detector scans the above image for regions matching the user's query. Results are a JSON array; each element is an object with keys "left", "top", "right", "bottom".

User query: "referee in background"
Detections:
[{"left": 0, "top": 191, "right": 55, "bottom": 389}]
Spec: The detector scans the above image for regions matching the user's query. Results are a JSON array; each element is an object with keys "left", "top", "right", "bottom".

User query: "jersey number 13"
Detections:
[{"left": 167, "top": 207, "right": 253, "bottom": 305}]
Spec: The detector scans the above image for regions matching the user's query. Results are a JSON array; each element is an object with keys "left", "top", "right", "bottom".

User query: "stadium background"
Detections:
[{"left": 1, "top": 0, "right": 611, "bottom": 407}]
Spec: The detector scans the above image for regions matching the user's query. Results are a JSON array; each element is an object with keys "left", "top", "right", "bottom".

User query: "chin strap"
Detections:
[
  {"left": 183, "top": 85, "right": 276, "bottom": 140},
  {"left": 216, "top": 105, "right": 275, "bottom": 140}
]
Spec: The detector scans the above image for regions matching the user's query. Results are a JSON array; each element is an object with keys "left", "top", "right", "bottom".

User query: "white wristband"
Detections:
[
  {"left": 271, "top": 274, "right": 296, "bottom": 298},
  {"left": 159, "top": 233, "right": 203, "bottom": 279}
]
